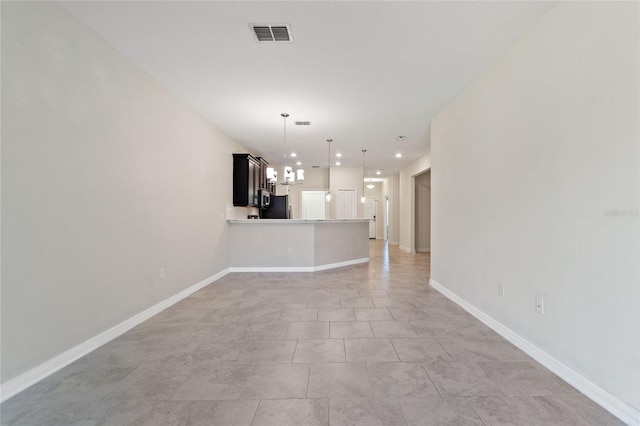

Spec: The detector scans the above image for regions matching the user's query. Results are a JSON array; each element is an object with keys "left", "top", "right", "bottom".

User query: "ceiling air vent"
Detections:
[
  {"left": 295, "top": 121, "right": 311, "bottom": 126},
  {"left": 251, "top": 25, "right": 293, "bottom": 42}
]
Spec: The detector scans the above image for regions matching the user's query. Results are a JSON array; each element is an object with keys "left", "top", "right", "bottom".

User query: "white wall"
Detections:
[
  {"left": 1, "top": 2, "right": 245, "bottom": 383},
  {"left": 398, "top": 154, "right": 431, "bottom": 252},
  {"left": 382, "top": 174, "right": 400, "bottom": 244},
  {"left": 431, "top": 1, "right": 640, "bottom": 418},
  {"left": 415, "top": 171, "right": 430, "bottom": 252}
]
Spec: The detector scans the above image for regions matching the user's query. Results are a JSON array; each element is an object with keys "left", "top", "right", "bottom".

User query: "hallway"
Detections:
[{"left": 0, "top": 241, "right": 622, "bottom": 425}]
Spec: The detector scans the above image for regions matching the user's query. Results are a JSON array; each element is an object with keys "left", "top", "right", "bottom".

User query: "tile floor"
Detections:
[{"left": 0, "top": 241, "right": 623, "bottom": 425}]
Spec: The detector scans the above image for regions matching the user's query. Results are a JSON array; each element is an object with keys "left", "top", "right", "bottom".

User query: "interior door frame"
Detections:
[
  {"left": 336, "top": 188, "right": 357, "bottom": 219},
  {"left": 300, "top": 189, "right": 327, "bottom": 220},
  {"left": 384, "top": 196, "right": 389, "bottom": 241},
  {"left": 364, "top": 196, "right": 377, "bottom": 239}
]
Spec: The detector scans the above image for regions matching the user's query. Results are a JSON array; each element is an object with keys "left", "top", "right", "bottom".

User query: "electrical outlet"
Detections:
[
  {"left": 498, "top": 283, "right": 505, "bottom": 297},
  {"left": 160, "top": 267, "right": 165, "bottom": 280},
  {"left": 535, "top": 295, "right": 544, "bottom": 315},
  {"left": 288, "top": 247, "right": 293, "bottom": 255}
]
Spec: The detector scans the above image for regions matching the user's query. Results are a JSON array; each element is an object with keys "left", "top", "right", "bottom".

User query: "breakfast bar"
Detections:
[{"left": 227, "top": 219, "right": 370, "bottom": 271}]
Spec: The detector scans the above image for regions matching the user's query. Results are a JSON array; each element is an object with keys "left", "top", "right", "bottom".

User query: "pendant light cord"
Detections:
[
  {"left": 327, "top": 139, "right": 332, "bottom": 187},
  {"left": 326, "top": 139, "right": 333, "bottom": 202},
  {"left": 282, "top": 113, "right": 289, "bottom": 165},
  {"left": 362, "top": 149, "right": 367, "bottom": 203}
]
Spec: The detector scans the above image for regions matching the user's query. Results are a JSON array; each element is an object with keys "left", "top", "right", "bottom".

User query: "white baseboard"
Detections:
[
  {"left": 399, "top": 245, "right": 415, "bottom": 253},
  {"left": 230, "top": 266, "right": 313, "bottom": 273},
  {"left": 416, "top": 247, "right": 431, "bottom": 253},
  {"left": 230, "top": 257, "right": 369, "bottom": 273},
  {"left": 313, "top": 257, "right": 369, "bottom": 271},
  {"left": 0, "top": 268, "right": 231, "bottom": 403},
  {"left": 429, "top": 278, "right": 640, "bottom": 426}
]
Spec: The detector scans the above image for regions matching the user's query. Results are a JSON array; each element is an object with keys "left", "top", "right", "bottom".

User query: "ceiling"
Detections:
[{"left": 60, "top": 1, "right": 554, "bottom": 178}]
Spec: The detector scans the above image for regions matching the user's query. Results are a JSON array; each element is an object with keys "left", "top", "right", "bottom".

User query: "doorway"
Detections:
[
  {"left": 301, "top": 191, "right": 326, "bottom": 220},
  {"left": 414, "top": 171, "right": 430, "bottom": 252},
  {"left": 336, "top": 189, "right": 357, "bottom": 219},
  {"left": 384, "top": 196, "right": 389, "bottom": 241},
  {"left": 364, "top": 197, "right": 377, "bottom": 239}
]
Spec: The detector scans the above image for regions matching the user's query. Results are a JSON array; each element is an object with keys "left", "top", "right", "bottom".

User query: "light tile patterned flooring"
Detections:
[{"left": 1, "top": 241, "right": 623, "bottom": 425}]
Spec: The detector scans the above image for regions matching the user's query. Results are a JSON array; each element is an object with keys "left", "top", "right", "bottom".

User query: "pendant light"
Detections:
[
  {"left": 326, "top": 139, "right": 332, "bottom": 202},
  {"left": 281, "top": 113, "right": 294, "bottom": 184},
  {"left": 279, "top": 112, "right": 304, "bottom": 185},
  {"left": 361, "top": 149, "right": 367, "bottom": 203}
]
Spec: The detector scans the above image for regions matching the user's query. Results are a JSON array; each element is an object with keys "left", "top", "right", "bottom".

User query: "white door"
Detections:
[
  {"left": 364, "top": 197, "right": 377, "bottom": 239},
  {"left": 336, "top": 189, "right": 357, "bottom": 219},
  {"left": 301, "top": 191, "right": 326, "bottom": 220},
  {"left": 384, "top": 196, "right": 389, "bottom": 241}
]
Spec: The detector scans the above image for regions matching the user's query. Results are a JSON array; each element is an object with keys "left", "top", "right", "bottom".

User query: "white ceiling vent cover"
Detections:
[{"left": 251, "top": 25, "right": 293, "bottom": 42}]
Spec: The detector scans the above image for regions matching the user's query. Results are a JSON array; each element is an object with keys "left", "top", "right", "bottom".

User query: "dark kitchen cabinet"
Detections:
[
  {"left": 233, "top": 153, "right": 260, "bottom": 207},
  {"left": 257, "top": 157, "right": 268, "bottom": 190},
  {"left": 256, "top": 157, "right": 275, "bottom": 194}
]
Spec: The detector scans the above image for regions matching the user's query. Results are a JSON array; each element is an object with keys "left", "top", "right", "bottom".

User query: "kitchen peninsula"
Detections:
[{"left": 227, "top": 219, "right": 369, "bottom": 271}]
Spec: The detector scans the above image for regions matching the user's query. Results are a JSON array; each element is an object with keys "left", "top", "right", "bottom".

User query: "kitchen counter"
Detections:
[{"left": 227, "top": 219, "right": 369, "bottom": 271}]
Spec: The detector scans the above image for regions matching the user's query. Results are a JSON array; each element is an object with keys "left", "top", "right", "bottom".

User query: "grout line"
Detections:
[
  {"left": 343, "top": 338, "right": 347, "bottom": 363},
  {"left": 420, "top": 363, "right": 443, "bottom": 398},
  {"left": 99, "top": 365, "right": 141, "bottom": 401},
  {"left": 468, "top": 401, "right": 489, "bottom": 426},
  {"left": 237, "top": 363, "right": 257, "bottom": 400},
  {"left": 382, "top": 307, "right": 394, "bottom": 322},
  {"left": 291, "top": 340, "right": 299, "bottom": 363},
  {"left": 407, "top": 319, "right": 420, "bottom": 337},
  {"left": 249, "top": 399, "right": 261, "bottom": 425},
  {"left": 389, "top": 338, "right": 402, "bottom": 362},
  {"left": 434, "top": 336, "right": 456, "bottom": 362},
  {"left": 305, "top": 362, "right": 312, "bottom": 398},
  {"left": 394, "top": 395, "right": 409, "bottom": 425}
]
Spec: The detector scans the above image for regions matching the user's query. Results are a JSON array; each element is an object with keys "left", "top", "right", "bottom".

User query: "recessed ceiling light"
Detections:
[
  {"left": 395, "top": 153, "right": 402, "bottom": 158},
  {"left": 376, "top": 170, "right": 381, "bottom": 175},
  {"left": 296, "top": 161, "right": 302, "bottom": 166},
  {"left": 397, "top": 136, "right": 406, "bottom": 141},
  {"left": 336, "top": 161, "right": 341, "bottom": 166},
  {"left": 367, "top": 184, "right": 375, "bottom": 189},
  {"left": 290, "top": 152, "right": 297, "bottom": 157},
  {"left": 336, "top": 153, "right": 342, "bottom": 158}
]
